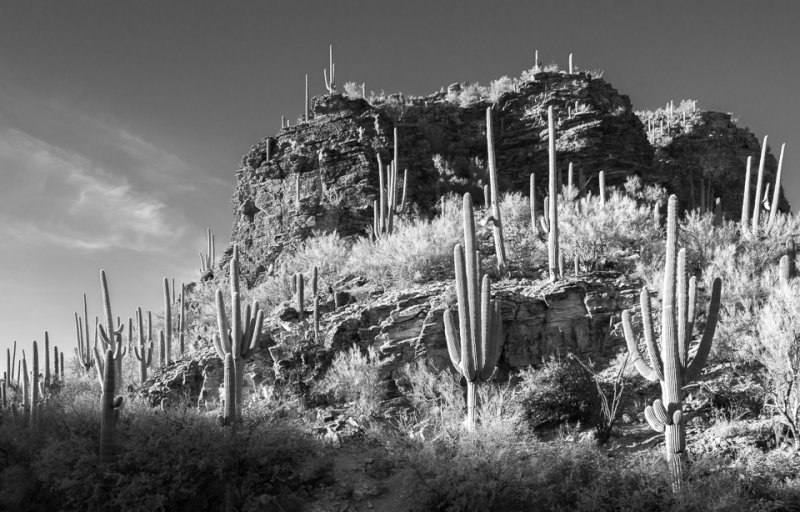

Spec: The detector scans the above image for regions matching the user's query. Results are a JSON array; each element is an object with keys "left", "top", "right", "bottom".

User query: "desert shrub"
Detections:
[
  {"left": 317, "top": 345, "right": 387, "bottom": 417},
  {"left": 559, "top": 189, "right": 660, "bottom": 271},
  {"left": 445, "top": 83, "right": 488, "bottom": 107},
  {"left": 396, "top": 361, "right": 464, "bottom": 436},
  {"left": 0, "top": 382, "right": 318, "bottom": 512},
  {"left": 498, "top": 191, "right": 546, "bottom": 268},
  {"left": 343, "top": 81, "right": 362, "bottom": 99},
  {"left": 516, "top": 356, "right": 595, "bottom": 429},
  {"left": 345, "top": 198, "right": 461, "bottom": 288},
  {"left": 624, "top": 175, "right": 667, "bottom": 207},
  {"left": 749, "top": 282, "right": 800, "bottom": 449},
  {"left": 488, "top": 75, "right": 515, "bottom": 102},
  {"left": 679, "top": 211, "right": 740, "bottom": 276}
]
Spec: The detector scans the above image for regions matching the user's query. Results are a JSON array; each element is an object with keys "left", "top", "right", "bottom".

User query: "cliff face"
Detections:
[
  {"left": 638, "top": 106, "right": 787, "bottom": 219},
  {"left": 230, "top": 71, "right": 653, "bottom": 286}
]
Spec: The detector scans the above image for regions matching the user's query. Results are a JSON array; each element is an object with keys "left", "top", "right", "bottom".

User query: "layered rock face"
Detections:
[
  {"left": 230, "top": 71, "right": 653, "bottom": 286},
  {"left": 639, "top": 107, "right": 787, "bottom": 219},
  {"left": 145, "top": 272, "right": 639, "bottom": 406}
]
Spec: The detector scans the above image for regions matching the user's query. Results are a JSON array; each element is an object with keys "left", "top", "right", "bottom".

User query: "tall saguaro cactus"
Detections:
[
  {"left": 94, "top": 271, "right": 127, "bottom": 390},
  {"left": 30, "top": 341, "right": 39, "bottom": 429},
  {"left": 768, "top": 143, "right": 787, "bottom": 229},
  {"left": 133, "top": 307, "right": 153, "bottom": 383},
  {"left": 740, "top": 156, "right": 752, "bottom": 229},
  {"left": 547, "top": 106, "right": 560, "bottom": 282},
  {"left": 752, "top": 136, "right": 768, "bottom": 231},
  {"left": 163, "top": 278, "right": 172, "bottom": 366},
  {"left": 75, "top": 294, "right": 94, "bottom": 372},
  {"left": 623, "top": 194, "right": 722, "bottom": 491},
  {"left": 323, "top": 44, "right": 336, "bottom": 93},
  {"left": 213, "top": 245, "right": 264, "bottom": 428},
  {"left": 443, "top": 193, "right": 503, "bottom": 430},
  {"left": 99, "top": 349, "right": 123, "bottom": 464},
  {"left": 485, "top": 107, "right": 508, "bottom": 273}
]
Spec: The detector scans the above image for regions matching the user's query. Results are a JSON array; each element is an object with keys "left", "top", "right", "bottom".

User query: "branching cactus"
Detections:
[
  {"left": 213, "top": 244, "right": 264, "bottom": 428},
  {"left": 485, "top": 107, "right": 508, "bottom": 273},
  {"left": 99, "top": 349, "right": 123, "bottom": 465},
  {"left": 133, "top": 307, "right": 153, "bottom": 383},
  {"left": 75, "top": 294, "right": 94, "bottom": 372},
  {"left": 443, "top": 193, "right": 503, "bottom": 431},
  {"left": 200, "top": 229, "right": 215, "bottom": 274},
  {"left": 323, "top": 44, "right": 336, "bottom": 93},
  {"left": 623, "top": 194, "right": 722, "bottom": 491},
  {"left": 372, "top": 151, "right": 408, "bottom": 239},
  {"left": 94, "top": 271, "right": 127, "bottom": 390}
]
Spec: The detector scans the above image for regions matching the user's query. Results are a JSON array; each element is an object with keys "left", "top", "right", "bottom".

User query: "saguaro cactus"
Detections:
[
  {"left": 213, "top": 245, "right": 264, "bottom": 428},
  {"left": 623, "top": 194, "right": 722, "bottom": 491},
  {"left": 486, "top": 107, "right": 508, "bottom": 273},
  {"left": 599, "top": 170, "right": 607, "bottom": 206},
  {"left": 740, "top": 156, "right": 752, "bottom": 230},
  {"left": 30, "top": 341, "right": 39, "bottom": 428},
  {"left": 200, "top": 229, "right": 215, "bottom": 274},
  {"left": 99, "top": 349, "right": 123, "bottom": 464},
  {"left": 752, "top": 136, "right": 768, "bottom": 231},
  {"left": 529, "top": 173, "right": 537, "bottom": 235},
  {"left": 94, "top": 271, "right": 127, "bottom": 390},
  {"left": 75, "top": 294, "right": 94, "bottom": 372},
  {"left": 323, "top": 44, "right": 336, "bottom": 93},
  {"left": 443, "top": 193, "right": 503, "bottom": 430},
  {"left": 163, "top": 278, "right": 172, "bottom": 366},
  {"left": 547, "top": 106, "right": 560, "bottom": 282},
  {"left": 179, "top": 283, "right": 186, "bottom": 355},
  {"left": 768, "top": 143, "right": 787, "bottom": 229},
  {"left": 133, "top": 307, "right": 152, "bottom": 383},
  {"left": 295, "top": 272, "right": 305, "bottom": 321}
]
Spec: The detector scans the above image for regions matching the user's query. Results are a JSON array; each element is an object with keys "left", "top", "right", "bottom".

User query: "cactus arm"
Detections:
[
  {"left": 231, "top": 292, "right": 242, "bottom": 358},
  {"left": 640, "top": 290, "right": 664, "bottom": 381},
  {"left": 622, "top": 310, "right": 659, "bottom": 382},
  {"left": 453, "top": 244, "right": 470, "bottom": 371},
  {"left": 677, "top": 249, "right": 689, "bottom": 368},
  {"left": 215, "top": 290, "right": 231, "bottom": 354},
  {"left": 741, "top": 156, "right": 752, "bottom": 228},
  {"left": 462, "top": 195, "right": 479, "bottom": 380},
  {"left": 241, "top": 310, "right": 263, "bottom": 358},
  {"left": 644, "top": 405, "right": 666, "bottom": 433},
  {"left": 686, "top": 276, "right": 697, "bottom": 351},
  {"left": 684, "top": 277, "right": 722, "bottom": 384},
  {"left": 478, "top": 275, "right": 492, "bottom": 373},
  {"left": 212, "top": 334, "right": 227, "bottom": 360},
  {"left": 479, "top": 301, "right": 502, "bottom": 381},
  {"left": 443, "top": 309, "right": 462, "bottom": 371},
  {"left": 530, "top": 173, "right": 537, "bottom": 235}
]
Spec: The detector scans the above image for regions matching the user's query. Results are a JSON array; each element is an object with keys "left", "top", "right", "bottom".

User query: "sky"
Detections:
[{"left": 0, "top": 0, "right": 798, "bottom": 368}]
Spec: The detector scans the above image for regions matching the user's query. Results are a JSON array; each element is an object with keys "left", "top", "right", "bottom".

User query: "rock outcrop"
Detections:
[
  {"left": 230, "top": 71, "right": 653, "bottom": 286},
  {"left": 144, "top": 272, "right": 639, "bottom": 407},
  {"left": 637, "top": 105, "right": 787, "bottom": 219}
]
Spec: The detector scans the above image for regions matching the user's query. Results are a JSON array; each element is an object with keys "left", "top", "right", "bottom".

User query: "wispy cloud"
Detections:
[{"left": 0, "top": 127, "right": 183, "bottom": 252}]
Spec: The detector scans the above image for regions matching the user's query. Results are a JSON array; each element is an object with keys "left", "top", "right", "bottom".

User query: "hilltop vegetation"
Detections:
[{"left": 1, "top": 55, "right": 799, "bottom": 511}]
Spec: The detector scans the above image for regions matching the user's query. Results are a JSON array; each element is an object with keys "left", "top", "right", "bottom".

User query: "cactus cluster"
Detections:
[
  {"left": 200, "top": 229, "right": 216, "bottom": 274},
  {"left": 623, "top": 194, "right": 722, "bottom": 490},
  {"left": 444, "top": 193, "right": 503, "bottom": 430},
  {"left": 213, "top": 245, "right": 264, "bottom": 428},
  {"left": 372, "top": 128, "right": 408, "bottom": 238}
]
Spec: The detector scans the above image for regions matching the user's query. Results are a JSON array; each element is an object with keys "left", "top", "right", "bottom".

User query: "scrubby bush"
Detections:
[
  {"left": 559, "top": 189, "right": 660, "bottom": 271},
  {"left": 317, "top": 345, "right": 387, "bottom": 417},
  {"left": 345, "top": 198, "right": 462, "bottom": 288},
  {"left": 488, "top": 76, "right": 515, "bottom": 102},
  {"left": 750, "top": 282, "right": 800, "bottom": 450},
  {"left": 516, "top": 356, "right": 595, "bottom": 429}
]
